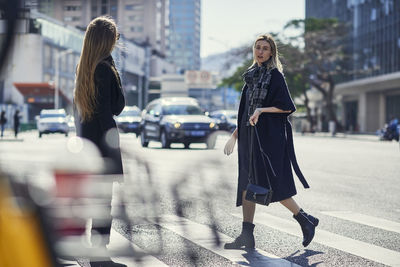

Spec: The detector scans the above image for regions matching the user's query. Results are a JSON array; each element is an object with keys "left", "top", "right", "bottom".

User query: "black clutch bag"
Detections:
[
  {"left": 245, "top": 183, "right": 273, "bottom": 206},
  {"left": 245, "top": 125, "right": 276, "bottom": 206}
]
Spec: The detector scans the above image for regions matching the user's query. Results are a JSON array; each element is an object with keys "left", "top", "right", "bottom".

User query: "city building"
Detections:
[
  {"left": 33, "top": 0, "right": 169, "bottom": 56},
  {"left": 0, "top": 9, "right": 147, "bottom": 122},
  {"left": 167, "top": 0, "right": 201, "bottom": 71},
  {"left": 30, "top": 0, "right": 177, "bottom": 108},
  {"left": 306, "top": 0, "right": 400, "bottom": 133},
  {"left": 157, "top": 70, "right": 235, "bottom": 111}
]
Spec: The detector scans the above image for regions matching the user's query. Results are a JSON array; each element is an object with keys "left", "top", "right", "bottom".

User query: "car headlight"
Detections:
[
  {"left": 174, "top": 122, "right": 181, "bottom": 129},
  {"left": 209, "top": 122, "right": 216, "bottom": 128}
]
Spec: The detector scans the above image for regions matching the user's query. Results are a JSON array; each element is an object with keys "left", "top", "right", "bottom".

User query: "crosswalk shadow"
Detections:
[
  {"left": 284, "top": 249, "right": 324, "bottom": 267},
  {"left": 237, "top": 248, "right": 298, "bottom": 267}
]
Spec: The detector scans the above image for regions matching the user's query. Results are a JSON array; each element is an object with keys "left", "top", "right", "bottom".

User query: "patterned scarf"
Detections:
[{"left": 242, "top": 61, "right": 275, "bottom": 126}]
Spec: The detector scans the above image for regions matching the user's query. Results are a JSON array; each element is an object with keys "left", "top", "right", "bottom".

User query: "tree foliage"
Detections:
[
  {"left": 219, "top": 58, "right": 252, "bottom": 92},
  {"left": 284, "top": 18, "right": 351, "bottom": 130}
]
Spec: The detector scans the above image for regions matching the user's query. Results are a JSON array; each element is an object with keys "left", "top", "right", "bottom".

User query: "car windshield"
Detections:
[
  {"left": 40, "top": 113, "right": 66, "bottom": 118},
  {"left": 120, "top": 110, "right": 140, "bottom": 116},
  {"left": 163, "top": 105, "right": 204, "bottom": 115}
]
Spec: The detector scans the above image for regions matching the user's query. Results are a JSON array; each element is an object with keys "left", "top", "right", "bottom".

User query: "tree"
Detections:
[
  {"left": 219, "top": 58, "right": 252, "bottom": 92},
  {"left": 284, "top": 18, "right": 351, "bottom": 131}
]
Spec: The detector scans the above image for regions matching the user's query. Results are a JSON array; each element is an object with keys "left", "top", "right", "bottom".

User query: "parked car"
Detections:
[
  {"left": 140, "top": 97, "right": 218, "bottom": 149},
  {"left": 37, "top": 109, "right": 69, "bottom": 138},
  {"left": 116, "top": 106, "right": 141, "bottom": 136},
  {"left": 209, "top": 110, "right": 237, "bottom": 132}
]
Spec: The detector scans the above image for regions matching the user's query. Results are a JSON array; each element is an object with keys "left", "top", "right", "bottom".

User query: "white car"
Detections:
[{"left": 37, "top": 109, "right": 69, "bottom": 138}]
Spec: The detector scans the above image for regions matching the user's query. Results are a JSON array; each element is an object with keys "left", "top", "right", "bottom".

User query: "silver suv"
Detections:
[{"left": 37, "top": 109, "right": 69, "bottom": 138}]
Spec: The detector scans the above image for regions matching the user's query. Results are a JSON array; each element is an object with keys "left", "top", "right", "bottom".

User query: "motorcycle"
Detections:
[{"left": 378, "top": 118, "right": 399, "bottom": 141}]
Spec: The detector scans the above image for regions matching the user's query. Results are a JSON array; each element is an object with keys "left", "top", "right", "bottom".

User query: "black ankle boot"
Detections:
[
  {"left": 293, "top": 209, "right": 319, "bottom": 247},
  {"left": 224, "top": 222, "right": 255, "bottom": 249}
]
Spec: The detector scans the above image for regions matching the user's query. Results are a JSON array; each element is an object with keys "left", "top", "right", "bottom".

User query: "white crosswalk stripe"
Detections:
[
  {"left": 233, "top": 212, "right": 400, "bottom": 267},
  {"left": 321, "top": 210, "right": 400, "bottom": 234},
  {"left": 108, "top": 228, "right": 169, "bottom": 267},
  {"left": 159, "top": 214, "right": 301, "bottom": 267}
]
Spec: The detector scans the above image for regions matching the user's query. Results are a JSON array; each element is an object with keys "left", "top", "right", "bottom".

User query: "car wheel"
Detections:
[
  {"left": 184, "top": 142, "right": 190, "bottom": 149},
  {"left": 141, "top": 130, "right": 149, "bottom": 147},
  {"left": 161, "top": 130, "right": 170, "bottom": 149}
]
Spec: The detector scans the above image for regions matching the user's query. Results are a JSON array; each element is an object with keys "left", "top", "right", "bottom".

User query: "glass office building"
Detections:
[
  {"left": 168, "top": 0, "right": 201, "bottom": 71},
  {"left": 306, "top": 0, "right": 400, "bottom": 81},
  {"left": 306, "top": 0, "right": 400, "bottom": 133}
]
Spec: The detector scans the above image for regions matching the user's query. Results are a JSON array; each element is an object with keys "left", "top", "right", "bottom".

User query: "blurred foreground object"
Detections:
[
  {"left": 0, "top": 0, "right": 19, "bottom": 72},
  {"left": 0, "top": 173, "right": 54, "bottom": 267}
]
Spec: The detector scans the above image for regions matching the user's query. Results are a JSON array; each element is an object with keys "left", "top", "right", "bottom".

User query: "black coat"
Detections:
[
  {"left": 75, "top": 55, "right": 125, "bottom": 175},
  {"left": 236, "top": 68, "right": 309, "bottom": 206}
]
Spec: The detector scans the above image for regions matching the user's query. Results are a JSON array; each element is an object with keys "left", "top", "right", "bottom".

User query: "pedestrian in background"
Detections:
[
  {"left": 13, "top": 110, "right": 21, "bottom": 138},
  {"left": 0, "top": 110, "right": 6, "bottom": 137},
  {"left": 74, "top": 16, "right": 125, "bottom": 267},
  {"left": 223, "top": 34, "right": 318, "bottom": 249}
]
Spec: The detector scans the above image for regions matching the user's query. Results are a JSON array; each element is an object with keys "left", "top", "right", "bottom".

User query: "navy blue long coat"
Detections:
[
  {"left": 236, "top": 68, "right": 309, "bottom": 206},
  {"left": 75, "top": 55, "right": 125, "bottom": 176}
]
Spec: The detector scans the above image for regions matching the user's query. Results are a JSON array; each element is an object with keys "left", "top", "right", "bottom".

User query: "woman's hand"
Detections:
[
  {"left": 249, "top": 108, "right": 262, "bottom": 126},
  {"left": 224, "top": 133, "right": 237, "bottom": 156}
]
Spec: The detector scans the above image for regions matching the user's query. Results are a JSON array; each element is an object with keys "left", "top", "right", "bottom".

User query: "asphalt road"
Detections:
[{"left": 1, "top": 130, "right": 399, "bottom": 266}]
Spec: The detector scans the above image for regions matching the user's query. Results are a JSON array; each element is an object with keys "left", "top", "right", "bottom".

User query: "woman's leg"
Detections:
[
  {"left": 224, "top": 191, "right": 256, "bottom": 249},
  {"left": 280, "top": 197, "right": 300, "bottom": 215},
  {"left": 280, "top": 197, "right": 319, "bottom": 247},
  {"left": 242, "top": 190, "right": 256, "bottom": 222}
]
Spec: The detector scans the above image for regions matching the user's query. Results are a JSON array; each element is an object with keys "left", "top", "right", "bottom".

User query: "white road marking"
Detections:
[
  {"left": 160, "top": 214, "right": 301, "bottom": 267},
  {"left": 108, "top": 227, "right": 168, "bottom": 267},
  {"left": 321, "top": 210, "right": 400, "bottom": 234},
  {"left": 233, "top": 213, "right": 400, "bottom": 267}
]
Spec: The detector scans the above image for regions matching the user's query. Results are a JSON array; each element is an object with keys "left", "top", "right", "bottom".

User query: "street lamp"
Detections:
[{"left": 54, "top": 48, "right": 74, "bottom": 109}]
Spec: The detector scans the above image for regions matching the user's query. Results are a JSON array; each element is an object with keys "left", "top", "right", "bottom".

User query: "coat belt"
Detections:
[{"left": 285, "top": 120, "right": 310, "bottom": 188}]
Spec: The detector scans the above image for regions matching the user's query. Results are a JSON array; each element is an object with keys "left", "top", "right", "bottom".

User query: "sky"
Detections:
[{"left": 200, "top": 0, "right": 305, "bottom": 58}]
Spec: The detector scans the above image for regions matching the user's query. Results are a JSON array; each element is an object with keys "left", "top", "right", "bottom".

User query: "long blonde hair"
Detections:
[
  {"left": 250, "top": 34, "right": 283, "bottom": 72},
  {"left": 74, "top": 16, "right": 118, "bottom": 122}
]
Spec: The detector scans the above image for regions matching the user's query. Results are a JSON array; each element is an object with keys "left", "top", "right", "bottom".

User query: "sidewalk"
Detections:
[
  {"left": 295, "top": 132, "right": 382, "bottom": 142},
  {"left": 0, "top": 129, "right": 24, "bottom": 142}
]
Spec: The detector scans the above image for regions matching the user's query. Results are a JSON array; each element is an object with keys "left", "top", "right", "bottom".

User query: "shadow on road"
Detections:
[{"left": 284, "top": 249, "right": 324, "bottom": 266}]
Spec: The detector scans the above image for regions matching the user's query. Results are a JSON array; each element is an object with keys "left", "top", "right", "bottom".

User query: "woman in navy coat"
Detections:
[
  {"left": 224, "top": 34, "right": 319, "bottom": 249},
  {"left": 74, "top": 16, "right": 126, "bottom": 267}
]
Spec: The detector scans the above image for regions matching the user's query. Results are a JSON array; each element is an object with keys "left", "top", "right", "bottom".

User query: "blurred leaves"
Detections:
[{"left": 219, "top": 58, "right": 252, "bottom": 92}]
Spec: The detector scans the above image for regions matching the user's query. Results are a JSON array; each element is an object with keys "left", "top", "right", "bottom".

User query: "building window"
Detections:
[
  {"left": 129, "top": 15, "right": 142, "bottom": 21},
  {"left": 370, "top": 8, "right": 377, "bottom": 21},
  {"left": 126, "top": 4, "right": 143, "bottom": 11},
  {"left": 64, "top": 5, "right": 81, "bottom": 11},
  {"left": 44, "top": 45, "right": 51, "bottom": 69},
  {"left": 101, "top": 5, "right": 108, "bottom": 14},
  {"left": 64, "top": 16, "right": 80, "bottom": 22},
  {"left": 130, "top": 26, "right": 143, "bottom": 32}
]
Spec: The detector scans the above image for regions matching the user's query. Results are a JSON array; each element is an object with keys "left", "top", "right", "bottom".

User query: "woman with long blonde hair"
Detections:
[
  {"left": 74, "top": 16, "right": 125, "bottom": 267},
  {"left": 223, "top": 34, "right": 318, "bottom": 249}
]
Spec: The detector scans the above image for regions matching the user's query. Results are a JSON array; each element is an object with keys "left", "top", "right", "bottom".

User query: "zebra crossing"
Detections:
[
  {"left": 232, "top": 213, "right": 400, "bottom": 267},
  {"left": 70, "top": 210, "right": 400, "bottom": 267}
]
